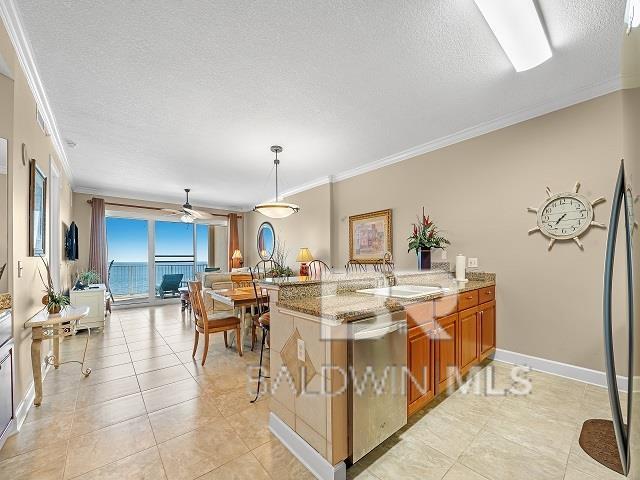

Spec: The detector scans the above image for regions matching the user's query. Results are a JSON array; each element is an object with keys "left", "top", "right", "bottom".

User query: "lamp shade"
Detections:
[
  {"left": 296, "top": 248, "right": 314, "bottom": 263},
  {"left": 231, "top": 249, "right": 243, "bottom": 260}
]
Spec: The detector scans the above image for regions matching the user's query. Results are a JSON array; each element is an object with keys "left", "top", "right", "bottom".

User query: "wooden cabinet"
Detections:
[
  {"left": 459, "top": 307, "right": 479, "bottom": 376},
  {"left": 407, "top": 326, "right": 435, "bottom": 416},
  {"left": 406, "top": 284, "right": 497, "bottom": 417},
  {"left": 478, "top": 300, "right": 496, "bottom": 361},
  {"left": 435, "top": 313, "right": 458, "bottom": 393}
]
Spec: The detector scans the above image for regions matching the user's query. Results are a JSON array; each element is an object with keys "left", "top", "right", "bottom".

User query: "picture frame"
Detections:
[
  {"left": 349, "top": 209, "right": 392, "bottom": 263},
  {"left": 29, "top": 159, "right": 47, "bottom": 256}
]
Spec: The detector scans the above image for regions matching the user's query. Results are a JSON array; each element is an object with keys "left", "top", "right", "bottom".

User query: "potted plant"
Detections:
[
  {"left": 407, "top": 208, "right": 450, "bottom": 270},
  {"left": 76, "top": 270, "right": 101, "bottom": 290},
  {"left": 38, "top": 257, "right": 70, "bottom": 314}
]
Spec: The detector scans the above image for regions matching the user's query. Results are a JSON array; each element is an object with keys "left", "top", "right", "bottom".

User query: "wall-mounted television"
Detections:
[{"left": 65, "top": 221, "right": 78, "bottom": 261}]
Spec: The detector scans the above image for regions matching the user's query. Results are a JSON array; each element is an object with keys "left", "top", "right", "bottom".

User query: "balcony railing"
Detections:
[{"left": 109, "top": 261, "right": 208, "bottom": 300}]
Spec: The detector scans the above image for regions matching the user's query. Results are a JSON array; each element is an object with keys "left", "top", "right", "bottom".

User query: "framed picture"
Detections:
[
  {"left": 29, "top": 159, "right": 47, "bottom": 256},
  {"left": 349, "top": 209, "right": 392, "bottom": 263}
]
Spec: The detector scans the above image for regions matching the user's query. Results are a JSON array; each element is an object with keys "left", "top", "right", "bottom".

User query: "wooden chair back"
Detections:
[
  {"left": 254, "top": 260, "right": 281, "bottom": 278},
  {"left": 308, "top": 260, "right": 330, "bottom": 278},
  {"left": 345, "top": 260, "right": 367, "bottom": 273},
  {"left": 231, "top": 273, "right": 253, "bottom": 288},
  {"left": 250, "top": 268, "right": 269, "bottom": 316},
  {"left": 373, "top": 260, "right": 395, "bottom": 273},
  {"left": 188, "top": 280, "right": 208, "bottom": 333}
]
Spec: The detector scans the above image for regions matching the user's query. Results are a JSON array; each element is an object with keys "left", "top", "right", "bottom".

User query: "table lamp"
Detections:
[
  {"left": 231, "top": 249, "right": 243, "bottom": 268},
  {"left": 296, "top": 248, "right": 313, "bottom": 276}
]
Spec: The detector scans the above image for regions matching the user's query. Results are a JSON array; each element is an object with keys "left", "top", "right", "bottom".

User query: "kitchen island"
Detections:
[{"left": 259, "top": 270, "right": 496, "bottom": 480}]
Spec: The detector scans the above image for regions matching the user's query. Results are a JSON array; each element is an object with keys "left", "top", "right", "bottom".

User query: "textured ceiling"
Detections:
[{"left": 14, "top": 0, "right": 625, "bottom": 209}]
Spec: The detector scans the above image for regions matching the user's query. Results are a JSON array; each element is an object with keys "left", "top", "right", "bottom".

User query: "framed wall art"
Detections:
[{"left": 349, "top": 209, "right": 392, "bottom": 263}]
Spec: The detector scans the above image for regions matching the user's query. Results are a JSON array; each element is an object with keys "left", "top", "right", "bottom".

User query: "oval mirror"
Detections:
[{"left": 257, "top": 222, "right": 275, "bottom": 260}]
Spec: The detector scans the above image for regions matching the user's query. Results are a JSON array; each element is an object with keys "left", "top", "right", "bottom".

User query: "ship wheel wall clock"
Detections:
[{"left": 527, "top": 182, "right": 606, "bottom": 250}]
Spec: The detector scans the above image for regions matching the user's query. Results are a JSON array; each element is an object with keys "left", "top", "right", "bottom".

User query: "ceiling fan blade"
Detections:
[
  {"left": 160, "top": 208, "right": 183, "bottom": 216},
  {"left": 183, "top": 208, "right": 214, "bottom": 220}
]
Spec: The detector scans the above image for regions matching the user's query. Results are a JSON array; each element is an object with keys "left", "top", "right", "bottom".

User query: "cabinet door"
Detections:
[
  {"left": 407, "top": 326, "right": 434, "bottom": 415},
  {"left": 436, "top": 313, "right": 458, "bottom": 393},
  {"left": 459, "top": 307, "right": 479, "bottom": 376},
  {"left": 0, "top": 348, "right": 13, "bottom": 437},
  {"left": 479, "top": 300, "right": 496, "bottom": 361}
]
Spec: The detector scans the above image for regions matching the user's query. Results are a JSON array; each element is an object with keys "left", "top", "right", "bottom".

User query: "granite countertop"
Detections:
[{"left": 277, "top": 276, "right": 495, "bottom": 323}]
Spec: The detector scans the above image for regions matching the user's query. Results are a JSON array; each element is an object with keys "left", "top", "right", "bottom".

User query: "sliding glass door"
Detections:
[
  {"left": 106, "top": 216, "right": 216, "bottom": 304},
  {"left": 106, "top": 217, "right": 149, "bottom": 303}
]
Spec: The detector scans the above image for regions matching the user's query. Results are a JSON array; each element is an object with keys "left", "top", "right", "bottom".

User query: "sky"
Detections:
[{"left": 106, "top": 217, "right": 209, "bottom": 263}]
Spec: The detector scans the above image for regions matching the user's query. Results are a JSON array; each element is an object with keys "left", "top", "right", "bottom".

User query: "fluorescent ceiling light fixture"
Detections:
[
  {"left": 474, "top": 0, "right": 552, "bottom": 72},
  {"left": 626, "top": 0, "right": 640, "bottom": 30}
]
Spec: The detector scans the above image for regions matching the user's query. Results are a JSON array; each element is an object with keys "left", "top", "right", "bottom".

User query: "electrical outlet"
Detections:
[
  {"left": 17, "top": 260, "right": 23, "bottom": 278},
  {"left": 297, "top": 338, "right": 305, "bottom": 362},
  {"left": 441, "top": 250, "right": 448, "bottom": 261},
  {"left": 468, "top": 257, "right": 478, "bottom": 268}
]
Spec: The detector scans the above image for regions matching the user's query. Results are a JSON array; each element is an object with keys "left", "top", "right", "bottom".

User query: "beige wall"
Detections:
[
  {"left": 245, "top": 92, "right": 634, "bottom": 373},
  {"left": 71, "top": 192, "right": 243, "bottom": 274},
  {"left": 244, "top": 183, "right": 332, "bottom": 269},
  {"left": 0, "top": 22, "right": 75, "bottom": 407}
]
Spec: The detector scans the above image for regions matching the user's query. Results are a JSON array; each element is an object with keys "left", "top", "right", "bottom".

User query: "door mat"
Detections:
[{"left": 579, "top": 419, "right": 624, "bottom": 475}]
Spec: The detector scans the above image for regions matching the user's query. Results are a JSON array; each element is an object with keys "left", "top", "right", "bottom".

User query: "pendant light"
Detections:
[{"left": 254, "top": 146, "right": 300, "bottom": 218}]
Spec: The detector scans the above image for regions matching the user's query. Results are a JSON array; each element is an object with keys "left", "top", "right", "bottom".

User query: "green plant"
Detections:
[
  {"left": 271, "top": 239, "right": 296, "bottom": 277},
  {"left": 38, "top": 256, "right": 70, "bottom": 313},
  {"left": 46, "top": 291, "right": 70, "bottom": 312},
  {"left": 407, "top": 207, "right": 450, "bottom": 254},
  {"left": 78, "top": 270, "right": 101, "bottom": 285}
]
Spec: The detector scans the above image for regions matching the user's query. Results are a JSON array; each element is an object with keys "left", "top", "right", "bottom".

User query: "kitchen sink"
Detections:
[{"left": 356, "top": 285, "right": 446, "bottom": 299}]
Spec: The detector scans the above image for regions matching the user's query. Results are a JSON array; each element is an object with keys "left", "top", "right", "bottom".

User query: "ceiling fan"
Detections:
[{"left": 161, "top": 189, "right": 214, "bottom": 223}]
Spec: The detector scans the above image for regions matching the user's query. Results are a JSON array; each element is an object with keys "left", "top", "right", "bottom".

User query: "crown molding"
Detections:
[
  {"left": 72, "top": 185, "right": 245, "bottom": 213},
  {"left": 332, "top": 76, "right": 622, "bottom": 184},
  {"left": 273, "top": 76, "right": 622, "bottom": 200},
  {"left": 0, "top": 0, "right": 73, "bottom": 183}
]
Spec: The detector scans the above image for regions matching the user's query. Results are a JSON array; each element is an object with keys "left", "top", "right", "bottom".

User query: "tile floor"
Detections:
[{"left": 0, "top": 304, "right": 626, "bottom": 480}]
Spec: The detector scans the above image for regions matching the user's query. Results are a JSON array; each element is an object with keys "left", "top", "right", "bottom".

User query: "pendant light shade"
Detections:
[{"left": 254, "top": 146, "right": 300, "bottom": 219}]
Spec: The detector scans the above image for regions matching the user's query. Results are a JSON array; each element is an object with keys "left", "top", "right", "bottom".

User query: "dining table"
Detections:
[
  {"left": 207, "top": 286, "right": 268, "bottom": 348},
  {"left": 24, "top": 305, "right": 91, "bottom": 406}
]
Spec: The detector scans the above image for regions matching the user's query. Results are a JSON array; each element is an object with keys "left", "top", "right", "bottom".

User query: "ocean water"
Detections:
[{"left": 109, "top": 262, "right": 207, "bottom": 296}]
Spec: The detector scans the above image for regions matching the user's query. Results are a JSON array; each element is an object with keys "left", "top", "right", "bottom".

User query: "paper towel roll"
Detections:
[{"left": 456, "top": 254, "right": 466, "bottom": 282}]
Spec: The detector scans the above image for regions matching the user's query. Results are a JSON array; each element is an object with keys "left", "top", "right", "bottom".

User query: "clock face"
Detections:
[{"left": 537, "top": 193, "right": 593, "bottom": 240}]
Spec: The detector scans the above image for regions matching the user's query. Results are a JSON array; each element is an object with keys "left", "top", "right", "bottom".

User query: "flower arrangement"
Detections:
[
  {"left": 407, "top": 207, "right": 450, "bottom": 254},
  {"left": 38, "top": 256, "right": 70, "bottom": 314},
  {"left": 271, "top": 239, "right": 296, "bottom": 277}
]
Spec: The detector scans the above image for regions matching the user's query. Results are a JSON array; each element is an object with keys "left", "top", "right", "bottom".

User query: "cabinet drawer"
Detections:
[
  {"left": 406, "top": 302, "right": 435, "bottom": 329},
  {"left": 434, "top": 295, "right": 457, "bottom": 318},
  {"left": 457, "top": 290, "right": 478, "bottom": 311},
  {"left": 478, "top": 286, "right": 495, "bottom": 303}
]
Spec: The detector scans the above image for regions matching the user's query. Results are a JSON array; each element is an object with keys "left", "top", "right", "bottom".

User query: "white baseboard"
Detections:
[
  {"left": 492, "top": 348, "right": 629, "bottom": 392},
  {"left": 269, "top": 413, "right": 346, "bottom": 480}
]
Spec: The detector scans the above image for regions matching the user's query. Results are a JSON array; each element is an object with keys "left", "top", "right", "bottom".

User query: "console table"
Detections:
[{"left": 25, "top": 306, "right": 90, "bottom": 406}]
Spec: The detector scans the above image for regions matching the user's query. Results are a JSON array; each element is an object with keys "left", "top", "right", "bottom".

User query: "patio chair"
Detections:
[{"left": 156, "top": 273, "right": 183, "bottom": 299}]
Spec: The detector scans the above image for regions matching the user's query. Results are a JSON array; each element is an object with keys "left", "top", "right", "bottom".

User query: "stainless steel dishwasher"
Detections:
[{"left": 348, "top": 311, "right": 407, "bottom": 463}]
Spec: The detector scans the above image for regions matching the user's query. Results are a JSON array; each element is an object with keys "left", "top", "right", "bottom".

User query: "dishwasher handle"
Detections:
[{"left": 353, "top": 322, "right": 404, "bottom": 340}]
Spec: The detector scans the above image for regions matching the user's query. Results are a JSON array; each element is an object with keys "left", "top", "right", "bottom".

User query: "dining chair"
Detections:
[
  {"left": 231, "top": 273, "right": 253, "bottom": 288},
  {"left": 345, "top": 260, "right": 367, "bottom": 273},
  {"left": 308, "top": 259, "right": 330, "bottom": 278},
  {"left": 373, "top": 259, "right": 394, "bottom": 273},
  {"left": 188, "top": 281, "right": 242, "bottom": 365},
  {"left": 249, "top": 267, "right": 270, "bottom": 403},
  {"left": 254, "top": 260, "right": 281, "bottom": 278}
]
